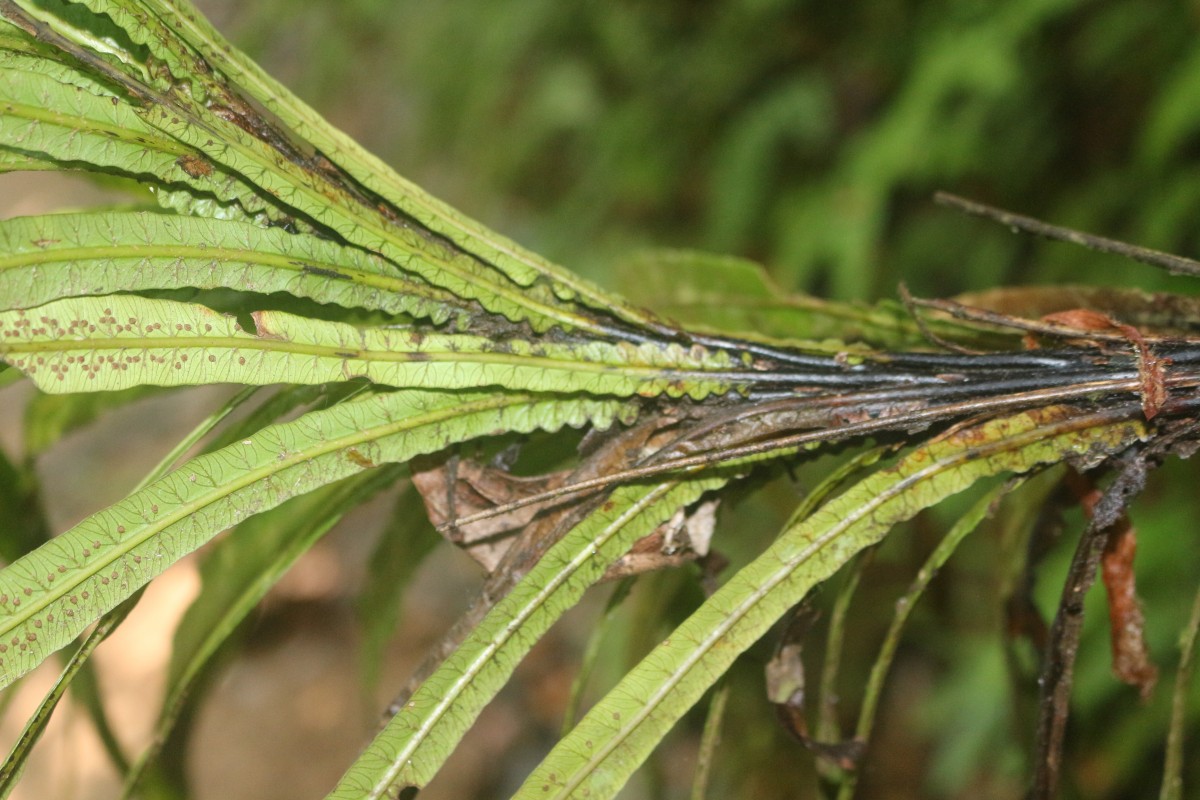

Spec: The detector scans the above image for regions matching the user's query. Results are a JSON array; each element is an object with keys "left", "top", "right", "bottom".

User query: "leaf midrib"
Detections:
[
  {"left": 0, "top": 96, "right": 188, "bottom": 157},
  {"left": 0, "top": 241, "right": 439, "bottom": 297},
  {"left": 0, "top": 334, "right": 739, "bottom": 383}
]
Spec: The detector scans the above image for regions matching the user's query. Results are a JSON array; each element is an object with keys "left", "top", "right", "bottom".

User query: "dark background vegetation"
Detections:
[{"left": 4, "top": 1, "right": 1200, "bottom": 798}]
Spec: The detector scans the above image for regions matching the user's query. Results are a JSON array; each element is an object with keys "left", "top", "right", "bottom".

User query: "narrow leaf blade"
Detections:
[
  {"left": 0, "top": 211, "right": 466, "bottom": 323},
  {"left": 0, "top": 296, "right": 735, "bottom": 398},
  {"left": 0, "top": 390, "right": 636, "bottom": 689},
  {"left": 326, "top": 477, "right": 728, "bottom": 799}
]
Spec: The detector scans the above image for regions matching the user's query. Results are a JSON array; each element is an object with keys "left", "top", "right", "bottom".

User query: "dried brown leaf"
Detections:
[{"left": 411, "top": 457, "right": 568, "bottom": 571}]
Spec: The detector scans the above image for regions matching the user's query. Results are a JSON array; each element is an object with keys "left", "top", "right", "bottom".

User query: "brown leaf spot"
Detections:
[
  {"left": 345, "top": 448, "right": 375, "bottom": 469},
  {"left": 175, "top": 153, "right": 213, "bottom": 178},
  {"left": 412, "top": 457, "right": 570, "bottom": 572}
]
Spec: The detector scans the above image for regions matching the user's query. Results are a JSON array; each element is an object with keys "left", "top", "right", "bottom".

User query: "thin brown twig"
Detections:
[
  {"left": 1030, "top": 511, "right": 1109, "bottom": 800},
  {"left": 908, "top": 294, "right": 1182, "bottom": 345},
  {"left": 1031, "top": 454, "right": 1149, "bottom": 800},
  {"left": 934, "top": 192, "right": 1200, "bottom": 279},
  {"left": 898, "top": 282, "right": 987, "bottom": 355}
]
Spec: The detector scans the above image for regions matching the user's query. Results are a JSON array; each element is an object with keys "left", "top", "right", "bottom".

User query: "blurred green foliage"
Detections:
[
  {"left": 200, "top": 2, "right": 1200, "bottom": 798},
  {"left": 224, "top": 0, "right": 1200, "bottom": 303}
]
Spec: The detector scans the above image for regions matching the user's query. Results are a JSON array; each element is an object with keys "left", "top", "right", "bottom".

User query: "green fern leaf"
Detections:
[
  {"left": 0, "top": 295, "right": 737, "bottom": 397},
  {"left": 0, "top": 212, "right": 467, "bottom": 323},
  {"left": 0, "top": 389, "right": 637, "bottom": 690}
]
